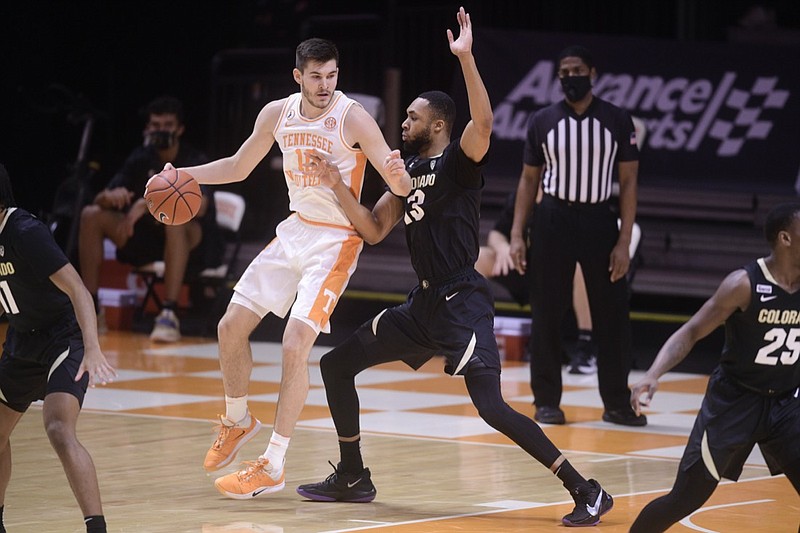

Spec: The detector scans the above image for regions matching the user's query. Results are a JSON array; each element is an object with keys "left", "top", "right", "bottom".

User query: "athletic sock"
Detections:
[
  {"left": 554, "top": 458, "right": 587, "bottom": 492},
  {"left": 264, "top": 431, "right": 290, "bottom": 474},
  {"left": 162, "top": 300, "right": 177, "bottom": 311},
  {"left": 577, "top": 329, "right": 593, "bottom": 343},
  {"left": 84, "top": 515, "right": 107, "bottom": 532},
  {"left": 224, "top": 395, "right": 249, "bottom": 425},
  {"left": 338, "top": 439, "right": 364, "bottom": 473}
]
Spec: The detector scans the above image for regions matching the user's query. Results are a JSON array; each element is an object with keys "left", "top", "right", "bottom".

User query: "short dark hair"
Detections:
[
  {"left": 0, "top": 163, "right": 16, "bottom": 210},
  {"left": 558, "top": 45, "right": 594, "bottom": 70},
  {"left": 296, "top": 38, "right": 339, "bottom": 71},
  {"left": 141, "top": 95, "right": 185, "bottom": 124},
  {"left": 764, "top": 202, "right": 800, "bottom": 247},
  {"left": 418, "top": 90, "right": 456, "bottom": 136}
]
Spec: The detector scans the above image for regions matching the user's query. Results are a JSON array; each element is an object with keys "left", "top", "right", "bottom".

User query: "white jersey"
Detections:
[{"left": 273, "top": 91, "right": 367, "bottom": 228}]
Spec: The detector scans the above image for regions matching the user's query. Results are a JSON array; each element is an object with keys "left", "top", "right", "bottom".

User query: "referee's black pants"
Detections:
[{"left": 528, "top": 195, "right": 633, "bottom": 412}]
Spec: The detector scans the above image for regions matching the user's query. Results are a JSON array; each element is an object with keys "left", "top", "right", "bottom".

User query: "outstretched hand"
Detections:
[
  {"left": 383, "top": 149, "right": 406, "bottom": 182},
  {"left": 447, "top": 6, "right": 472, "bottom": 57},
  {"left": 145, "top": 162, "right": 176, "bottom": 192},
  {"left": 305, "top": 149, "right": 343, "bottom": 189},
  {"left": 76, "top": 346, "right": 118, "bottom": 387},
  {"left": 630, "top": 375, "right": 659, "bottom": 416}
]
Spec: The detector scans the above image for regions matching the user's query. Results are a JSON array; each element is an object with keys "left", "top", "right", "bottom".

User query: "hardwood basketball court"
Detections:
[{"left": 2, "top": 327, "right": 796, "bottom": 532}]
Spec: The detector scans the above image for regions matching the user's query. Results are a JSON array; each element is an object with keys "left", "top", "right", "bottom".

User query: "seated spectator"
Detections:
[
  {"left": 78, "top": 95, "right": 221, "bottom": 342},
  {"left": 476, "top": 191, "right": 597, "bottom": 373}
]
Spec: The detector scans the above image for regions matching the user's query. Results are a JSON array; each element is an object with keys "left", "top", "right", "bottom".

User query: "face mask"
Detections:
[
  {"left": 560, "top": 75, "right": 592, "bottom": 102},
  {"left": 144, "top": 130, "right": 176, "bottom": 150}
]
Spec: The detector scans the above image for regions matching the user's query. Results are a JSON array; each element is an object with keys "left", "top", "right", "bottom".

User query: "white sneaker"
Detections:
[{"left": 150, "top": 309, "right": 181, "bottom": 342}]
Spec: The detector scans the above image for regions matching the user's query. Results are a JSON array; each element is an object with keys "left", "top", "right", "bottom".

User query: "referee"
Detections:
[{"left": 510, "top": 45, "right": 645, "bottom": 426}]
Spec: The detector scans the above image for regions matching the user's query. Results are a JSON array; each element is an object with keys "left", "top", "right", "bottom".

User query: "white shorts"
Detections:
[{"left": 232, "top": 214, "right": 363, "bottom": 334}]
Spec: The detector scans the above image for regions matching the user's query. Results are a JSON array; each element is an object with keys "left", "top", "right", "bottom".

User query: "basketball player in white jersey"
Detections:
[{"left": 160, "top": 38, "right": 411, "bottom": 499}]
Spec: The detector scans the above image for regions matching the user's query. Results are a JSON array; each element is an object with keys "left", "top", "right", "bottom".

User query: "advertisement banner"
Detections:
[{"left": 462, "top": 29, "right": 799, "bottom": 192}]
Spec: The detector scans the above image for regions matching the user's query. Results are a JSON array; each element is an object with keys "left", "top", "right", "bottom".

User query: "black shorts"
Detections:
[
  {"left": 364, "top": 269, "right": 501, "bottom": 376},
  {"left": 116, "top": 215, "right": 212, "bottom": 276},
  {"left": 680, "top": 367, "right": 800, "bottom": 481},
  {"left": 0, "top": 316, "right": 89, "bottom": 412},
  {"left": 489, "top": 270, "right": 529, "bottom": 306},
  {"left": 116, "top": 215, "right": 166, "bottom": 266}
]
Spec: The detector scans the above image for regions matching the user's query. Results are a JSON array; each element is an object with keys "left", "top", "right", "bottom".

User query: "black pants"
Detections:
[
  {"left": 528, "top": 195, "right": 633, "bottom": 411},
  {"left": 320, "top": 326, "right": 563, "bottom": 470}
]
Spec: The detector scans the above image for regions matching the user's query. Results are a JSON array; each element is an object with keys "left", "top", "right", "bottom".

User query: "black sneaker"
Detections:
[
  {"left": 568, "top": 339, "right": 597, "bottom": 375},
  {"left": 296, "top": 461, "right": 376, "bottom": 502},
  {"left": 602, "top": 408, "right": 647, "bottom": 427},
  {"left": 562, "top": 479, "right": 614, "bottom": 527}
]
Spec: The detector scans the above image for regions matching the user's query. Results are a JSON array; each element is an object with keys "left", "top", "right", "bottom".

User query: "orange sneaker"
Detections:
[
  {"left": 214, "top": 457, "right": 285, "bottom": 499},
  {"left": 203, "top": 414, "right": 262, "bottom": 472}
]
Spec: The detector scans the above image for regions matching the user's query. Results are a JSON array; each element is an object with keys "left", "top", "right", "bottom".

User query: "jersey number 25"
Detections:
[{"left": 754, "top": 327, "right": 800, "bottom": 366}]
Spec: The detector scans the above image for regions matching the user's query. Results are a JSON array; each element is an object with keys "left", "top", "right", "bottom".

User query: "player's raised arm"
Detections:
[{"left": 449, "top": 6, "right": 492, "bottom": 163}]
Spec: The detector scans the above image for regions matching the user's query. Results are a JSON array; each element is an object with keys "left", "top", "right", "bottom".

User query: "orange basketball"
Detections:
[{"left": 144, "top": 169, "right": 202, "bottom": 225}]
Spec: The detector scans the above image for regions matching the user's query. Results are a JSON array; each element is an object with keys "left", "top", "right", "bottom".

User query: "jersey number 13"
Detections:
[{"left": 404, "top": 190, "right": 426, "bottom": 225}]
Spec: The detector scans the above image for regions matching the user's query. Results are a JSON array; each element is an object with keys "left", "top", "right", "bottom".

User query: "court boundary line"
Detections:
[{"left": 320, "top": 474, "right": 787, "bottom": 533}]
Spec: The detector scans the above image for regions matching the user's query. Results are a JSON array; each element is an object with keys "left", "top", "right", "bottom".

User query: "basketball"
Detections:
[{"left": 144, "top": 169, "right": 202, "bottom": 225}]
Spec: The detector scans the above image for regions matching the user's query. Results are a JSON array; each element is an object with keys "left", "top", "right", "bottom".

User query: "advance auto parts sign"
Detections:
[{"left": 467, "top": 30, "right": 798, "bottom": 190}]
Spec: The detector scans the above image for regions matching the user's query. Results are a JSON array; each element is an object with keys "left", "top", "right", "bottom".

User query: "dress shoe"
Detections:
[
  {"left": 534, "top": 406, "right": 566, "bottom": 425},
  {"left": 602, "top": 409, "right": 647, "bottom": 427}
]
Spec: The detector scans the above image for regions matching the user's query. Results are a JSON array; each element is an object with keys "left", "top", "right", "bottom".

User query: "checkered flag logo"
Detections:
[{"left": 708, "top": 77, "right": 789, "bottom": 156}]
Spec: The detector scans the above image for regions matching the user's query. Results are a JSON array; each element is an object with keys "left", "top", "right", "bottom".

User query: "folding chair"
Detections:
[{"left": 133, "top": 191, "right": 246, "bottom": 322}]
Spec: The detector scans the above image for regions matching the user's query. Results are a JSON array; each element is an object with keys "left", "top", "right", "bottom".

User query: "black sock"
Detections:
[
  {"left": 162, "top": 301, "right": 177, "bottom": 311},
  {"left": 577, "top": 329, "right": 593, "bottom": 343},
  {"left": 338, "top": 439, "right": 364, "bottom": 473},
  {"left": 554, "top": 459, "right": 587, "bottom": 493},
  {"left": 85, "top": 515, "right": 106, "bottom": 533}
]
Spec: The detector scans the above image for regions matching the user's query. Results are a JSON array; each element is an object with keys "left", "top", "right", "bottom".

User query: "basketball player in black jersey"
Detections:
[
  {"left": 629, "top": 202, "right": 800, "bottom": 532},
  {"left": 295, "top": 8, "right": 614, "bottom": 527},
  {"left": 0, "top": 164, "right": 116, "bottom": 533}
]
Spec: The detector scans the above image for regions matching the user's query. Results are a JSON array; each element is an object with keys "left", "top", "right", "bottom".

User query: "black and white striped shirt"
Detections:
[{"left": 523, "top": 98, "right": 638, "bottom": 203}]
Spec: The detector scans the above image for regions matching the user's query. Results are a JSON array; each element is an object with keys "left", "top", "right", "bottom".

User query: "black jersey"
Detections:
[
  {"left": 720, "top": 258, "right": 800, "bottom": 395},
  {"left": 403, "top": 139, "right": 483, "bottom": 281},
  {"left": 108, "top": 142, "right": 208, "bottom": 198},
  {"left": 0, "top": 208, "right": 73, "bottom": 331},
  {"left": 107, "top": 142, "right": 218, "bottom": 228},
  {"left": 523, "top": 97, "right": 638, "bottom": 204}
]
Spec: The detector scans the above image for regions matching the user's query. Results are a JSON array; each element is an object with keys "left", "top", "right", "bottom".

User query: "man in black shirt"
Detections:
[
  {"left": 296, "top": 9, "right": 614, "bottom": 527},
  {"left": 0, "top": 163, "right": 116, "bottom": 533},
  {"left": 629, "top": 202, "right": 800, "bottom": 532},
  {"left": 510, "top": 45, "right": 644, "bottom": 426},
  {"left": 78, "top": 96, "right": 221, "bottom": 342}
]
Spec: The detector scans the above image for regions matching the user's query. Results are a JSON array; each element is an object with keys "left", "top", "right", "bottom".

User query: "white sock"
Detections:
[
  {"left": 224, "top": 395, "right": 249, "bottom": 426},
  {"left": 264, "top": 431, "right": 290, "bottom": 472}
]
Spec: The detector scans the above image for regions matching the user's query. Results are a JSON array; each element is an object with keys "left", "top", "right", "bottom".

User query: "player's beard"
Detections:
[
  {"left": 403, "top": 125, "right": 432, "bottom": 154},
  {"left": 301, "top": 84, "right": 331, "bottom": 111}
]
